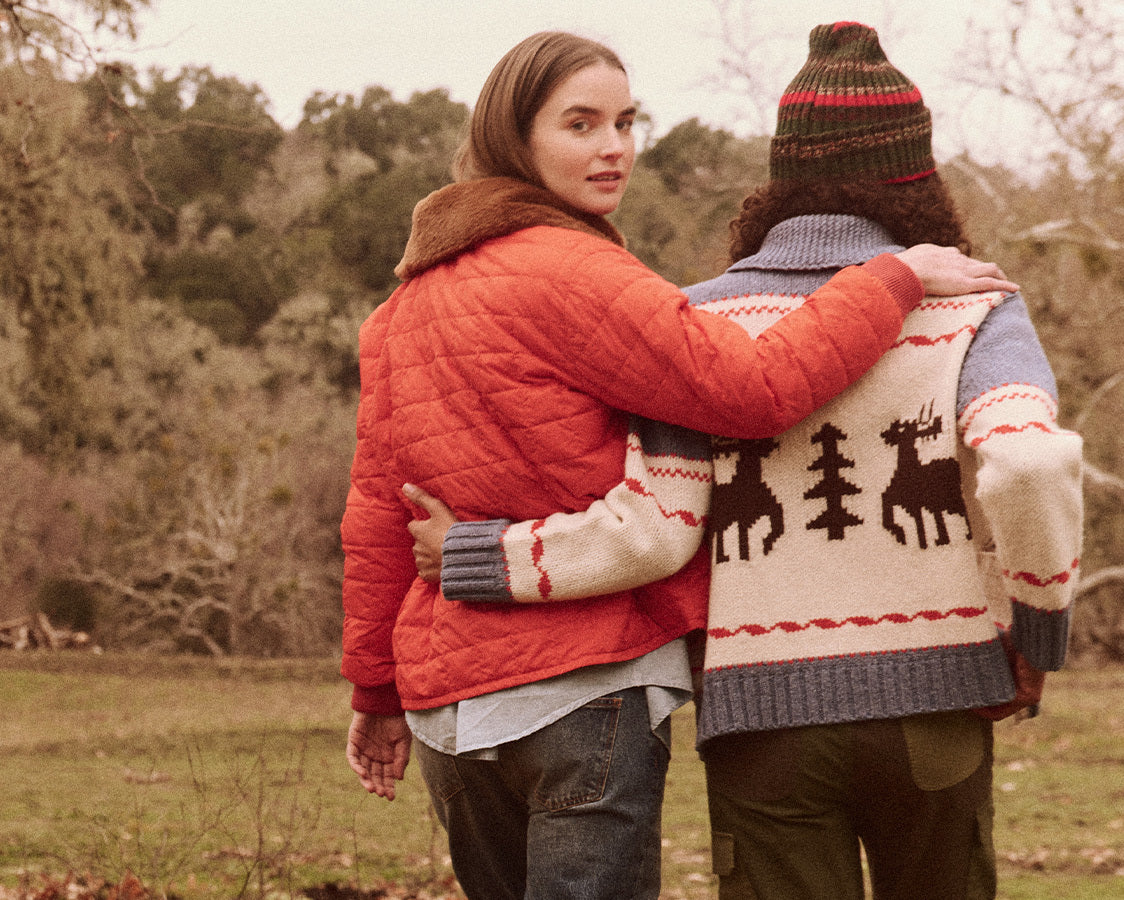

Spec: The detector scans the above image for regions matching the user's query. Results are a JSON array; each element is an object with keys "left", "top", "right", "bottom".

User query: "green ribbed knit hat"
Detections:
[{"left": 770, "top": 22, "right": 935, "bottom": 183}]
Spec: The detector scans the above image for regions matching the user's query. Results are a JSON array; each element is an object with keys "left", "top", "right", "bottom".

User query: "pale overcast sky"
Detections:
[{"left": 108, "top": 0, "right": 1025, "bottom": 164}]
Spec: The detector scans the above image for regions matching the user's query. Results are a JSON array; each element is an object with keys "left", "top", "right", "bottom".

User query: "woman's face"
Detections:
[{"left": 527, "top": 62, "right": 636, "bottom": 217}]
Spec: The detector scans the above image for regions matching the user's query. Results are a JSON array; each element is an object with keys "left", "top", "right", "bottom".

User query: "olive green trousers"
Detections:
[{"left": 702, "top": 712, "right": 996, "bottom": 900}]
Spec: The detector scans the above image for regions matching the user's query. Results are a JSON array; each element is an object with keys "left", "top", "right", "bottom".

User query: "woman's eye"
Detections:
[
  {"left": 617, "top": 118, "right": 634, "bottom": 134},
  {"left": 569, "top": 120, "right": 590, "bottom": 133}
]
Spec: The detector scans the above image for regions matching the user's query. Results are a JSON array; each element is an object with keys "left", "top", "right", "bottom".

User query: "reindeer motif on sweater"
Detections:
[{"left": 880, "top": 403, "right": 971, "bottom": 549}]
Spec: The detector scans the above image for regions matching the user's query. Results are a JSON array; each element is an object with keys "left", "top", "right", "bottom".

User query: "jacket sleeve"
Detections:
[
  {"left": 340, "top": 310, "right": 416, "bottom": 714},
  {"left": 515, "top": 237, "right": 920, "bottom": 439},
  {"left": 958, "top": 295, "right": 1083, "bottom": 671},
  {"left": 441, "top": 417, "right": 712, "bottom": 602}
]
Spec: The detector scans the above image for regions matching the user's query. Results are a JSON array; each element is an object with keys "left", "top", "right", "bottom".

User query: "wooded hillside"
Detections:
[{"left": 2, "top": 0, "right": 1121, "bottom": 660}]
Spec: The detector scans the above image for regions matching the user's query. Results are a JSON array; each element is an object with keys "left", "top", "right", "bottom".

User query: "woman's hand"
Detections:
[
  {"left": 347, "top": 711, "right": 412, "bottom": 799},
  {"left": 403, "top": 483, "right": 458, "bottom": 583},
  {"left": 896, "top": 244, "right": 1019, "bottom": 296}
]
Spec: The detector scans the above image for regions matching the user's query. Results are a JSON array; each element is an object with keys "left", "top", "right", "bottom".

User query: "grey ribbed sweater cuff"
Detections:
[
  {"left": 440, "top": 519, "right": 514, "bottom": 602},
  {"left": 1011, "top": 601, "right": 1072, "bottom": 671}
]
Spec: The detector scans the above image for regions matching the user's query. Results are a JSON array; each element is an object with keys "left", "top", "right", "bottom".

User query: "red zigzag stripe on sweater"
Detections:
[
  {"left": 892, "top": 324, "right": 978, "bottom": 349},
  {"left": 625, "top": 435, "right": 711, "bottom": 484},
  {"left": 959, "top": 385, "right": 1057, "bottom": 433},
  {"left": 646, "top": 465, "right": 711, "bottom": 483},
  {"left": 1004, "top": 558, "right": 1079, "bottom": 588},
  {"left": 920, "top": 295, "right": 1007, "bottom": 313},
  {"left": 970, "top": 386, "right": 1056, "bottom": 411},
  {"left": 529, "top": 519, "right": 552, "bottom": 600},
  {"left": 967, "top": 420, "right": 1057, "bottom": 448},
  {"left": 623, "top": 477, "right": 705, "bottom": 527},
  {"left": 706, "top": 299, "right": 799, "bottom": 318},
  {"left": 708, "top": 605, "right": 987, "bottom": 639},
  {"left": 625, "top": 436, "right": 712, "bottom": 485}
]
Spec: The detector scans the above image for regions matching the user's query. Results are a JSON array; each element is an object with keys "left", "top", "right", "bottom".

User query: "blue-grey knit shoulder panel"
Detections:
[{"left": 956, "top": 294, "right": 1057, "bottom": 414}]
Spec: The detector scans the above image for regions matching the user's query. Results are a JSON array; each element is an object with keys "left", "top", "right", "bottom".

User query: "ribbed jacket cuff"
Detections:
[
  {"left": 351, "top": 682, "right": 404, "bottom": 716},
  {"left": 441, "top": 519, "right": 514, "bottom": 602},
  {"left": 862, "top": 252, "right": 924, "bottom": 317}
]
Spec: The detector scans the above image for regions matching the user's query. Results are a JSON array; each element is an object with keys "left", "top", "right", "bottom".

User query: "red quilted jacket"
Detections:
[{"left": 341, "top": 178, "right": 918, "bottom": 714}]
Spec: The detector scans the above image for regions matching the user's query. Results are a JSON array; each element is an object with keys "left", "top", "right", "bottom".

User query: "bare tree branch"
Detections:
[{"left": 1076, "top": 566, "right": 1124, "bottom": 599}]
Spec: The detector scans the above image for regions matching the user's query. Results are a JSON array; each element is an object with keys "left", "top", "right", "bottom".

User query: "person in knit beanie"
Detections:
[
  {"left": 691, "top": 25, "right": 1078, "bottom": 899},
  {"left": 405, "top": 21, "right": 1082, "bottom": 900},
  {"left": 770, "top": 20, "right": 935, "bottom": 183}
]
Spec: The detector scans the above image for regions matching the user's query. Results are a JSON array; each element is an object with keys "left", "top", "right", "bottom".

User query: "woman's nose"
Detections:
[{"left": 599, "top": 130, "right": 625, "bottom": 159}]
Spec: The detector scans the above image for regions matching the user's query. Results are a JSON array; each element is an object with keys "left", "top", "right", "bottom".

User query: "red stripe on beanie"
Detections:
[
  {"left": 768, "top": 21, "right": 935, "bottom": 184},
  {"left": 779, "top": 88, "right": 925, "bottom": 108},
  {"left": 884, "top": 168, "right": 937, "bottom": 184}
]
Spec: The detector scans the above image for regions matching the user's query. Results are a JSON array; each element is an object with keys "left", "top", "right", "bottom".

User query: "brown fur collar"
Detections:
[{"left": 394, "top": 176, "right": 625, "bottom": 281}]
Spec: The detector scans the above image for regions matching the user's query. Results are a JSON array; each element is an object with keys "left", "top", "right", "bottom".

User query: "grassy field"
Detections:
[{"left": 1, "top": 652, "right": 1122, "bottom": 899}]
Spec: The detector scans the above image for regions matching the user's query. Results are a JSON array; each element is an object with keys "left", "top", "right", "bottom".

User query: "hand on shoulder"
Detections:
[{"left": 896, "top": 244, "right": 1019, "bottom": 296}]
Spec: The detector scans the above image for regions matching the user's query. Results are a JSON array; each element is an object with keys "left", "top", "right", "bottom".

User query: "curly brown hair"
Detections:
[{"left": 728, "top": 174, "right": 970, "bottom": 264}]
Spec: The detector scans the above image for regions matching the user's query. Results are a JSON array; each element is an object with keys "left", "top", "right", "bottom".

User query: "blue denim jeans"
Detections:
[{"left": 413, "top": 686, "right": 671, "bottom": 899}]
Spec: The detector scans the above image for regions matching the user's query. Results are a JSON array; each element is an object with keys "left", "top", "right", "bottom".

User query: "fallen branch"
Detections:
[{"left": 0, "top": 612, "right": 91, "bottom": 651}]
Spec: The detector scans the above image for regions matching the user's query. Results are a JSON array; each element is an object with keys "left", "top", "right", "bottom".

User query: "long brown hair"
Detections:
[
  {"left": 728, "top": 175, "right": 970, "bottom": 263},
  {"left": 453, "top": 31, "right": 627, "bottom": 185}
]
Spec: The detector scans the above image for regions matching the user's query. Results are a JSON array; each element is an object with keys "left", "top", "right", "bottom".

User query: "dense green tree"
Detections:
[
  {"left": 259, "top": 290, "right": 367, "bottom": 395},
  {"left": 0, "top": 67, "right": 144, "bottom": 456},
  {"left": 305, "top": 87, "right": 467, "bottom": 293},
  {"left": 640, "top": 117, "right": 766, "bottom": 198},
  {"left": 320, "top": 161, "right": 448, "bottom": 293},
  {"left": 618, "top": 123, "right": 769, "bottom": 286},
  {"left": 301, "top": 85, "right": 467, "bottom": 169},
  {"left": 86, "top": 63, "right": 284, "bottom": 239},
  {"left": 146, "top": 235, "right": 298, "bottom": 345},
  {"left": 81, "top": 63, "right": 294, "bottom": 342}
]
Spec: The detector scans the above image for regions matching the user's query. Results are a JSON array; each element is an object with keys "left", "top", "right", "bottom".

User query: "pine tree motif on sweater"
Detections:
[
  {"left": 805, "top": 422, "right": 862, "bottom": 540},
  {"left": 710, "top": 401, "right": 975, "bottom": 562}
]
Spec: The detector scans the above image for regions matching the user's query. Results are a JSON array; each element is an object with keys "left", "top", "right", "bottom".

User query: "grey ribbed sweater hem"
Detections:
[
  {"left": 696, "top": 640, "right": 1015, "bottom": 747},
  {"left": 440, "top": 519, "right": 513, "bottom": 602}
]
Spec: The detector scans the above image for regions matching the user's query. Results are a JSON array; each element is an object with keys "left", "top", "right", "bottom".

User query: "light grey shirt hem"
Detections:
[{"left": 406, "top": 638, "right": 693, "bottom": 760}]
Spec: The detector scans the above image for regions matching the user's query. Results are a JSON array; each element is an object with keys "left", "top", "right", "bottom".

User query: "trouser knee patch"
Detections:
[{"left": 711, "top": 831, "right": 735, "bottom": 877}]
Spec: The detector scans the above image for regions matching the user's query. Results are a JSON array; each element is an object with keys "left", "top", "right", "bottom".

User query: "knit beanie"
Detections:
[{"left": 770, "top": 22, "right": 935, "bottom": 183}]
